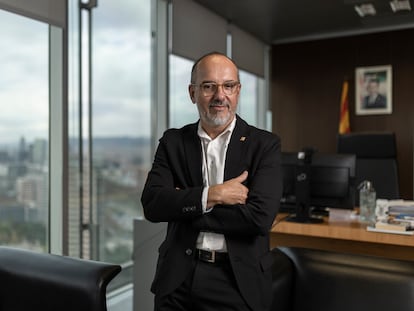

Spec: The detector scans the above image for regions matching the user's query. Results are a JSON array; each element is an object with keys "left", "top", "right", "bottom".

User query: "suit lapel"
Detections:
[
  {"left": 183, "top": 123, "right": 203, "bottom": 186},
  {"left": 224, "top": 117, "right": 250, "bottom": 181}
]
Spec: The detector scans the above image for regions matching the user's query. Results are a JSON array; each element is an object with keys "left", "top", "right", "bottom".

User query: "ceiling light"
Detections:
[
  {"left": 390, "top": 0, "right": 412, "bottom": 12},
  {"left": 354, "top": 3, "right": 377, "bottom": 17}
]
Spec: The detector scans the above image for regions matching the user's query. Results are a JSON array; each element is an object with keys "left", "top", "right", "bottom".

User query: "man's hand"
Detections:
[{"left": 207, "top": 171, "right": 249, "bottom": 208}]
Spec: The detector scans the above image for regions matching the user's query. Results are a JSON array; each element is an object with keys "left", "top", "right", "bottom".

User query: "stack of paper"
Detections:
[{"left": 388, "top": 202, "right": 414, "bottom": 216}]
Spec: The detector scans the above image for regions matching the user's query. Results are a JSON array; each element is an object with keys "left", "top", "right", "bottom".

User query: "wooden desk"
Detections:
[{"left": 270, "top": 213, "right": 414, "bottom": 261}]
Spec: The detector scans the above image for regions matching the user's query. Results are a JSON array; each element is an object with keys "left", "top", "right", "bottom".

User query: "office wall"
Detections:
[{"left": 271, "top": 28, "right": 414, "bottom": 199}]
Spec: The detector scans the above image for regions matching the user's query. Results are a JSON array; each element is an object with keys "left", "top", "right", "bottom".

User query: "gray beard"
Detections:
[
  {"left": 203, "top": 112, "right": 231, "bottom": 127},
  {"left": 197, "top": 103, "right": 233, "bottom": 127}
]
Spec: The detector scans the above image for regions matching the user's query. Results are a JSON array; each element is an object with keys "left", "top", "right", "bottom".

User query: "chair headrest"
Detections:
[{"left": 337, "top": 132, "right": 396, "bottom": 158}]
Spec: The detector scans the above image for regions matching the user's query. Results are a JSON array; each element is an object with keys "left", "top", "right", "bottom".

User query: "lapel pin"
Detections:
[{"left": 240, "top": 136, "right": 246, "bottom": 142}]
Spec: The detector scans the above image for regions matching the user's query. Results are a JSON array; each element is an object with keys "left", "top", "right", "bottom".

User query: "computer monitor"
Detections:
[{"left": 280, "top": 150, "right": 356, "bottom": 223}]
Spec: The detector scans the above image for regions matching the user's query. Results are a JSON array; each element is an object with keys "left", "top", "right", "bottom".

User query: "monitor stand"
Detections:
[
  {"left": 285, "top": 148, "right": 323, "bottom": 224},
  {"left": 285, "top": 203, "right": 323, "bottom": 223}
]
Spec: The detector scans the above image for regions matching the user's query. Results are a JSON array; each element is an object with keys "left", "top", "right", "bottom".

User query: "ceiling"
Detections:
[{"left": 194, "top": 0, "right": 414, "bottom": 44}]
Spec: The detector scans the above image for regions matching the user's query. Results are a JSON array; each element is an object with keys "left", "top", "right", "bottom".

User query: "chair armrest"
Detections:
[{"left": 0, "top": 246, "right": 121, "bottom": 311}]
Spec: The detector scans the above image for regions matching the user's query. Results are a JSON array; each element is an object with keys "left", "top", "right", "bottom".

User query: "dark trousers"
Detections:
[{"left": 154, "top": 259, "right": 252, "bottom": 311}]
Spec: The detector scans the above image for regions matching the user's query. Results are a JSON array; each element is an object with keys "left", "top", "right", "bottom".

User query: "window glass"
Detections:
[
  {"left": 68, "top": 0, "right": 151, "bottom": 290},
  {"left": 169, "top": 54, "right": 198, "bottom": 128},
  {"left": 92, "top": 0, "right": 151, "bottom": 285},
  {"left": 238, "top": 70, "right": 259, "bottom": 126},
  {"left": 0, "top": 10, "right": 49, "bottom": 251}
]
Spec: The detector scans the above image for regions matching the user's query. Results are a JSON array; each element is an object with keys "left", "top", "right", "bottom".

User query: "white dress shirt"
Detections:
[{"left": 196, "top": 117, "right": 236, "bottom": 252}]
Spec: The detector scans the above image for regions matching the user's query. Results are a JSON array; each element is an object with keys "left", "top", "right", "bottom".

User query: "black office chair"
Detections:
[
  {"left": 0, "top": 246, "right": 121, "bottom": 311},
  {"left": 337, "top": 132, "right": 399, "bottom": 203}
]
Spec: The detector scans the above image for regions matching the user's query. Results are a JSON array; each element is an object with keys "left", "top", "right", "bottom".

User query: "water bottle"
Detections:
[{"left": 359, "top": 180, "right": 376, "bottom": 225}]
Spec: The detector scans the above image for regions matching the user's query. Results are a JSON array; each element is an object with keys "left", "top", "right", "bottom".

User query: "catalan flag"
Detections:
[{"left": 339, "top": 80, "right": 351, "bottom": 134}]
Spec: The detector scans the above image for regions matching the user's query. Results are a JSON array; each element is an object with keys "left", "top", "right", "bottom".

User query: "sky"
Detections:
[
  {"left": 0, "top": 10, "right": 49, "bottom": 145},
  {"left": 0, "top": 0, "right": 152, "bottom": 146}
]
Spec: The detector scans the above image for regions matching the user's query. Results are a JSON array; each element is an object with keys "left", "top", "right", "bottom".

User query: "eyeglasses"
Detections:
[{"left": 192, "top": 81, "right": 240, "bottom": 97}]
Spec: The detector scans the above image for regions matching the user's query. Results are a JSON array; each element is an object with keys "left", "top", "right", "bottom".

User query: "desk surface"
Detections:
[{"left": 270, "top": 212, "right": 414, "bottom": 261}]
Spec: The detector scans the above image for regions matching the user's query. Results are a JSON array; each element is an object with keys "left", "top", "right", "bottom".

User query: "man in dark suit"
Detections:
[
  {"left": 141, "top": 52, "right": 282, "bottom": 311},
  {"left": 362, "top": 78, "right": 387, "bottom": 109}
]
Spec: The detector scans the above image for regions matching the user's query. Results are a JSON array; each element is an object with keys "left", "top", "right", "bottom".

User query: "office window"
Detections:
[
  {"left": 92, "top": 0, "right": 151, "bottom": 261},
  {"left": 169, "top": 54, "right": 198, "bottom": 128},
  {"left": 68, "top": 0, "right": 151, "bottom": 289},
  {"left": 238, "top": 70, "right": 260, "bottom": 127},
  {"left": 0, "top": 10, "right": 49, "bottom": 251}
]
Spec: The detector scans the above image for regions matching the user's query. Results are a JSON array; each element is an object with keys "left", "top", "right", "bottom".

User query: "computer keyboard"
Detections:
[{"left": 278, "top": 203, "right": 330, "bottom": 217}]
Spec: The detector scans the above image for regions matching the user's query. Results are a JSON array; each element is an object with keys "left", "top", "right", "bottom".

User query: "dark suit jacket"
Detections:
[
  {"left": 141, "top": 116, "right": 282, "bottom": 311},
  {"left": 362, "top": 93, "right": 387, "bottom": 109}
]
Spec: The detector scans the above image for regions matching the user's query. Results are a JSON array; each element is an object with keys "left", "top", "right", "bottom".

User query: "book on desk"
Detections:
[
  {"left": 374, "top": 219, "right": 412, "bottom": 231},
  {"left": 367, "top": 226, "right": 414, "bottom": 235},
  {"left": 367, "top": 213, "right": 414, "bottom": 235}
]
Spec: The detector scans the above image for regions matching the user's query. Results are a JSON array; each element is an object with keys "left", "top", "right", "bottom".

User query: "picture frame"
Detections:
[{"left": 355, "top": 65, "right": 392, "bottom": 115}]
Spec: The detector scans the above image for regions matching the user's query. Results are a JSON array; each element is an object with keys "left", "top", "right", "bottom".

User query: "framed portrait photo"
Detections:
[{"left": 355, "top": 65, "right": 392, "bottom": 115}]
